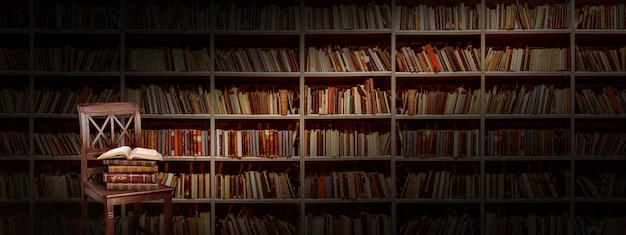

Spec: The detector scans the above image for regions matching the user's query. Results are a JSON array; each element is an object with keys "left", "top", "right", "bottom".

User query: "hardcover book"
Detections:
[
  {"left": 107, "top": 165, "right": 158, "bottom": 173},
  {"left": 103, "top": 172, "right": 157, "bottom": 183},
  {"left": 102, "top": 159, "right": 158, "bottom": 166},
  {"left": 97, "top": 146, "right": 164, "bottom": 161},
  {"left": 105, "top": 182, "right": 160, "bottom": 191}
]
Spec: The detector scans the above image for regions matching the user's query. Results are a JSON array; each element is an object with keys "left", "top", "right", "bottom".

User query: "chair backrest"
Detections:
[{"left": 77, "top": 102, "right": 143, "bottom": 184}]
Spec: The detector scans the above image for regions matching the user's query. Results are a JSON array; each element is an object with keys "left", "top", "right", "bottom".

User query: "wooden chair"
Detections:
[{"left": 78, "top": 102, "right": 174, "bottom": 235}]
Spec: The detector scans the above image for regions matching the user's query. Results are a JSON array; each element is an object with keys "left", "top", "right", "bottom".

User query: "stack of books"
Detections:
[{"left": 97, "top": 146, "right": 164, "bottom": 191}]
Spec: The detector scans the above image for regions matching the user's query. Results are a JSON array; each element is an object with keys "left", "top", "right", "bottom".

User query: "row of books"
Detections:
[
  {"left": 398, "top": 129, "right": 480, "bottom": 158},
  {"left": 304, "top": 129, "right": 391, "bottom": 157},
  {"left": 575, "top": 46, "right": 626, "bottom": 72},
  {"left": 127, "top": 85, "right": 212, "bottom": 115},
  {"left": 399, "top": 87, "right": 481, "bottom": 115},
  {"left": 2, "top": 46, "right": 624, "bottom": 73},
  {"left": 8, "top": 169, "right": 626, "bottom": 200},
  {"left": 396, "top": 44, "right": 481, "bottom": 72},
  {"left": 576, "top": 85, "right": 626, "bottom": 114},
  {"left": 0, "top": 173, "right": 29, "bottom": 199},
  {"left": 34, "top": 132, "right": 81, "bottom": 156},
  {"left": 0, "top": 83, "right": 620, "bottom": 116},
  {"left": 303, "top": 171, "right": 391, "bottom": 199},
  {"left": 575, "top": 132, "right": 626, "bottom": 156},
  {"left": 0, "top": 48, "right": 28, "bottom": 71},
  {"left": 214, "top": 87, "right": 295, "bottom": 115},
  {"left": 157, "top": 172, "right": 210, "bottom": 199},
  {"left": 0, "top": 214, "right": 29, "bottom": 235},
  {"left": 485, "top": 129, "right": 571, "bottom": 156},
  {"left": 484, "top": 212, "right": 570, "bottom": 235},
  {"left": 216, "top": 129, "right": 297, "bottom": 158},
  {"left": 34, "top": 87, "right": 119, "bottom": 114},
  {"left": 398, "top": 171, "right": 480, "bottom": 199},
  {"left": 215, "top": 48, "right": 300, "bottom": 73},
  {"left": 21, "top": 211, "right": 626, "bottom": 235},
  {"left": 35, "top": 172, "right": 80, "bottom": 198},
  {"left": 38, "top": 3, "right": 119, "bottom": 30},
  {"left": 575, "top": 173, "right": 626, "bottom": 198},
  {"left": 577, "top": 4, "right": 626, "bottom": 30},
  {"left": 400, "top": 213, "right": 477, "bottom": 235},
  {"left": 484, "top": 85, "right": 570, "bottom": 114},
  {"left": 127, "top": 3, "right": 210, "bottom": 30},
  {"left": 395, "top": 4, "right": 480, "bottom": 31},
  {"left": 305, "top": 212, "right": 392, "bottom": 235},
  {"left": 142, "top": 129, "right": 211, "bottom": 157},
  {"left": 305, "top": 45, "right": 391, "bottom": 72},
  {"left": 305, "top": 2, "right": 392, "bottom": 30},
  {"left": 215, "top": 171, "right": 296, "bottom": 199},
  {"left": 485, "top": 2, "right": 571, "bottom": 30},
  {"left": 7, "top": 2, "right": 626, "bottom": 31},
  {"left": 126, "top": 47, "right": 211, "bottom": 72},
  {"left": 485, "top": 171, "right": 568, "bottom": 199},
  {"left": 305, "top": 78, "right": 391, "bottom": 115},
  {"left": 218, "top": 212, "right": 297, "bottom": 235},
  {"left": 484, "top": 46, "right": 570, "bottom": 72},
  {"left": 217, "top": 4, "right": 299, "bottom": 31},
  {"left": 5, "top": 130, "right": 626, "bottom": 158},
  {"left": 0, "top": 132, "right": 29, "bottom": 156},
  {"left": 34, "top": 47, "right": 120, "bottom": 72},
  {"left": 0, "top": 6, "right": 27, "bottom": 28}
]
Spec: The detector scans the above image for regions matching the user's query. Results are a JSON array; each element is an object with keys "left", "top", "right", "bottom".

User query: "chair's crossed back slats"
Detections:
[
  {"left": 87, "top": 114, "right": 137, "bottom": 153},
  {"left": 78, "top": 102, "right": 142, "bottom": 159}
]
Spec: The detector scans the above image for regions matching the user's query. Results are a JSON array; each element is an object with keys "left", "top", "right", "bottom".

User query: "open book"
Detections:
[{"left": 97, "top": 146, "right": 164, "bottom": 161}]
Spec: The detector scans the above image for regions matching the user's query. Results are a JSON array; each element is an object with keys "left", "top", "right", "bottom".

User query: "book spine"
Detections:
[
  {"left": 107, "top": 165, "right": 158, "bottom": 173},
  {"left": 102, "top": 159, "right": 158, "bottom": 166},
  {"left": 103, "top": 173, "right": 157, "bottom": 183},
  {"left": 105, "top": 182, "right": 159, "bottom": 191}
]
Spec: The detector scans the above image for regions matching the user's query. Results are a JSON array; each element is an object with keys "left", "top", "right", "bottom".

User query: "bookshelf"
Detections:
[{"left": 1, "top": 0, "right": 625, "bottom": 234}]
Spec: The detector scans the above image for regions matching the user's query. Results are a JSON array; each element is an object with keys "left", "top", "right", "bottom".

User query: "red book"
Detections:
[
  {"left": 105, "top": 182, "right": 159, "bottom": 191},
  {"left": 107, "top": 165, "right": 158, "bottom": 173},
  {"left": 103, "top": 172, "right": 157, "bottom": 183},
  {"left": 424, "top": 44, "right": 442, "bottom": 72}
]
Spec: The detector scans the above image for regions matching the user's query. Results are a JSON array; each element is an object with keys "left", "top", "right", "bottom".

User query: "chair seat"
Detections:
[{"left": 84, "top": 181, "right": 174, "bottom": 199}]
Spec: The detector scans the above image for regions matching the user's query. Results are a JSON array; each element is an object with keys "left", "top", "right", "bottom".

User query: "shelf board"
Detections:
[
  {"left": 396, "top": 198, "right": 481, "bottom": 203},
  {"left": 33, "top": 71, "right": 121, "bottom": 76},
  {"left": 214, "top": 156, "right": 301, "bottom": 162},
  {"left": 214, "top": 71, "right": 300, "bottom": 77},
  {"left": 215, "top": 198, "right": 301, "bottom": 203},
  {"left": 143, "top": 114, "right": 211, "bottom": 119},
  {"left": 395, "top": 29, "right": 482, "bottom": 36},
  {"left": 303, "top": 198, "right": 392, "bottom": 203},
  {"left": 395, "top": 156, "right": 480, "bottom": 162},
  {"left": 214, "top": 114, "right": 300, "bottom": 120},
  {"left": 484, "top": 198, "right": 570, "bottom": 203},
  {"left": 214, "top": 30, "right": 300, "bottom": 35},
  {"left": 484, "top": 29, "right": 571, "bottom": 35},
  {"left": 396, "top": 114, "right": 481, "bottom": 119},
  {"left": 32, "top": 29, "right": 121, "bottom": 34},
  {"left": 484, "top": 156, "right": 571, "bottom": 161},
  {"left": 484, "top": 71, "right": 571, "bottom": 76},
  {"left": 395, "top": 71, "right": 482, "bottom": 77},
  {"left": 304, "top": 114, "right": 392, "bottom": 119},
  {"left": 484, "top": 114, "right": 571, "bottom": 119},
  {"left": 304, "top": 29, "right": 392, "bottom": 34},
  {"left": 304, "top": 156, "right": 392, "bottom": 161},
  {"left": 124, "top": 71, "right": 211, "bottom": 76}
]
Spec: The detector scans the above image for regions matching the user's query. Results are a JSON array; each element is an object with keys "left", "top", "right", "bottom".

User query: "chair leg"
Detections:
[
  {"left": 81, "top": 194, "right": 88, "bottom": 235},
  {"left": 133, "top": 202, "right": 141, "bottom": 235},
  {"left": 106, "top": 203, "right": 115, "bottom": 235},
  {"left": 163, "top": 197, "right": 172, "bottom": 235}
]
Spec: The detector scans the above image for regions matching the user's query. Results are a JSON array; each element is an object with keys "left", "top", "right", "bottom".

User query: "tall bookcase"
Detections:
[{"left": 1, "top": 0, "right": 625, "bottom": 234}]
